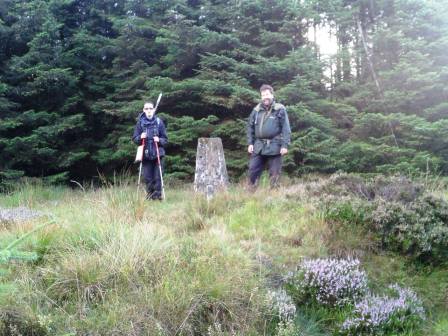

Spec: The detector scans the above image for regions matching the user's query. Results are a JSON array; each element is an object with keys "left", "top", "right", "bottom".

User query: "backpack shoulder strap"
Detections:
[
  {"left": 273, "top": 103, "right": 286, "bottom": 120},
  {"left": 274, "top": 103, "right": 285, "bottom": 110}
]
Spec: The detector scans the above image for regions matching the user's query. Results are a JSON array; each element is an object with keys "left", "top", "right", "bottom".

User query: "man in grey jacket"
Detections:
[{"left": 247, "top": 84, "right": 291, "bottom": 189}]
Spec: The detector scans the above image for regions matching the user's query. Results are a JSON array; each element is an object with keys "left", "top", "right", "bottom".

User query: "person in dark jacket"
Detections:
[
  {"left": 132, "top": 101, "right": 168, "bottom": 200},
  {"left": 247, "top": 84, "right": 291, "bottom": 189}
]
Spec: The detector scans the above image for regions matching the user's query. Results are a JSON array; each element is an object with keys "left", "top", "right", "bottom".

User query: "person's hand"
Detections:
[
  {"left": 153, "top": 136, "right": 160, "bottom": 142},
  {"left": 141, "top": 132, "right": 147, "bottom": 139},
  {"left": 248, "top": 144, "right": 254, "bottom": 154},
  {"left": 280, "top": 147, "right": 288, "bottom": 156}
]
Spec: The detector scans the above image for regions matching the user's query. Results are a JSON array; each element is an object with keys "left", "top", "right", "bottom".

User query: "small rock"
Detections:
[{"left": 0, "top": 207, "right": 43, "bottom": 222}]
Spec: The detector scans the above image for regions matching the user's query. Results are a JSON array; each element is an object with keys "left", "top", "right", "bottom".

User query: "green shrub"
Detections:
[
  {"left": 368, "top": 195, "right": 448, "bottom": 262},
  {"left": 0, "top": 308, "right": 47, "bottom": 336},
  {"left": 323, "top": 198, "right": 371, "bottom": 226},
  {"left": 321, "top": 174, "right": 448, "bottom": 263}
]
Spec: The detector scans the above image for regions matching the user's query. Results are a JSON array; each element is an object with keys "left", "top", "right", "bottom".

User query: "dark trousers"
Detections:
[
  {"left": 143, "top": 158, "right": 163, "bottom": 199},
  {"left": 248, "top": 154, "right": 282, "bottom": 188}
]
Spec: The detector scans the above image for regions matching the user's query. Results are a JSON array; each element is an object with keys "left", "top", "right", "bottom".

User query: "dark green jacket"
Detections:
[{"left": 247, "top": 101, "right": 291, "bottom": 156}]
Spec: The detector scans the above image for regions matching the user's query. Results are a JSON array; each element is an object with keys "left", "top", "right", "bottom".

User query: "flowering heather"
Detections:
[
  {"left": 341, "top": 284, "right": 425, "bottom": 335},
  {"left": 266, "top": 288, "right": 297, "bottom": 322},
  {"left": 293, "top": 258, "right": 368, "bottom": 307}
]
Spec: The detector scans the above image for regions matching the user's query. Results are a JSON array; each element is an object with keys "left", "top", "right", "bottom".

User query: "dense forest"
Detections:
[{"left": 0, "top": 0, "right": 447, "bottom": 186}]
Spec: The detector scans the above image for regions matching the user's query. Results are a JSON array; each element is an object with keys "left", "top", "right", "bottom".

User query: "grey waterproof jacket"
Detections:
[{"left": 247, "top": 101, "right": 291, "bottom": 156}]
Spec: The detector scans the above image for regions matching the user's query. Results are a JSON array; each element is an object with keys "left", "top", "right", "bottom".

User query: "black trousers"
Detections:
[
  {"left": 143, "top": 158, "right": 164, "bottom": 199},
  {"left": 248, "top": 154, "right": 282, "bottom": 188}
]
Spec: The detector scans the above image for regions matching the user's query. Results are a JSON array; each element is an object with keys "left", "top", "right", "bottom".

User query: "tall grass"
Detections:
[{"left": 0, "top": 176, "right": 447, "bottom": 335}]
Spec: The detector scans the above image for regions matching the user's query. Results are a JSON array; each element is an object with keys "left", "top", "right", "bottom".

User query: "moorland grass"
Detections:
[{"left": 0, "top": 177, "right": 446, "bottom": 335}]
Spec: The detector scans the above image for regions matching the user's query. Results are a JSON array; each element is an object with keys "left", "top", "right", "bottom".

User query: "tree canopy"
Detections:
[{"left": 1, "top": 0, "right": 447, "bottom": 187}]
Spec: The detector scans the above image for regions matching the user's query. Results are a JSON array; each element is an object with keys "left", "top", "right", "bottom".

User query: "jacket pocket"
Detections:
[{"left": 262, "top": 139, "right": 282, "bottom": 156}]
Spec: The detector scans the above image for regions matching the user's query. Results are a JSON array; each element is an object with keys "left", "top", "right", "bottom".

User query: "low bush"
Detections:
[
  {"left": 368, "top": 195, "right": 448, "bottom": 262},
  {"left": 286, "top": 257, "right": 426, "bottom": 335},
  {"left": 321, "top": 174, "right": 448, "bottom": 263},
  {"left": 340, "top": 284, "right": 425, "bottom": 335},
  {"left": 289, "top": 258, "right": 368, "bottom": 307},
  {"left": 267, "top": 288, "right": 297, "bottom": 322}
]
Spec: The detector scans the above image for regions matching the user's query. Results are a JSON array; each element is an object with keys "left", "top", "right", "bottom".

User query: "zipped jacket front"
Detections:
[{"left": 247, "top": 101, "right": 291, "bottom": 156}]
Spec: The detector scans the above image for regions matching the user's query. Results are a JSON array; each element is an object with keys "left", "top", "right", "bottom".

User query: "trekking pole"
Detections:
[
  {"left": 137, "top": 137, "right": 146, "bottom": 189},
  {"left": 153, "top": 92, "right": 165, "bottom": 200},
  {"left": 154, "top": 141, "right": 165, "bottom": 200},
  {"left": 154, "top": 93, "right": 162, "bottom": 111}
]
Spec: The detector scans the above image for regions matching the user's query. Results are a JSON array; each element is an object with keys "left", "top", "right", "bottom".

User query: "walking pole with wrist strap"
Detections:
[{"left": 154, "top": 141, "right": 165, "bottom": 200}]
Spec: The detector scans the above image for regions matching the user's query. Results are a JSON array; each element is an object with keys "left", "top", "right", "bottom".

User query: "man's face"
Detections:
[
  {"left": 143, "top": 103, "right": 155, "bottom": 118},
  {"left": 261, "top": 89, "right": 274, "bottom": 107}
]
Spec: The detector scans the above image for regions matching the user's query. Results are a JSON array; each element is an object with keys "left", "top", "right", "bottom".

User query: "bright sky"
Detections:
[{"left": 307, "top": 24, "right": 338, "bottom": 56}]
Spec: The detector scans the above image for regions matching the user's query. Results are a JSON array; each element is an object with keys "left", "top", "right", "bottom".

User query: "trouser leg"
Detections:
[
  {"left": 267, "top": 155, "right": 282, "bottom": 188},
  {"left": 152, "top": 158, "right": 164, "bottom": 199},
  {"left": 248, "top": 154, "right": 266, "bottom": 187},
  {"left": 143, "top": 161, "right": 156, "bottom": 199}
]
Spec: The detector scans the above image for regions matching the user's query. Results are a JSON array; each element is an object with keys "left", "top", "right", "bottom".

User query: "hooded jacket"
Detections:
[
  {"left": 247, "top": 101, "right": 291, "bottom": 156},
  {"left": 132, "top": 112, "right": 168, "bottom": 160}
]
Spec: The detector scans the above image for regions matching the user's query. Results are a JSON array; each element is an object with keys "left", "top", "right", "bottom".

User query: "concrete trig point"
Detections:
[{"left": 194, "top": 138, "right": 229, "bottom": 199}]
